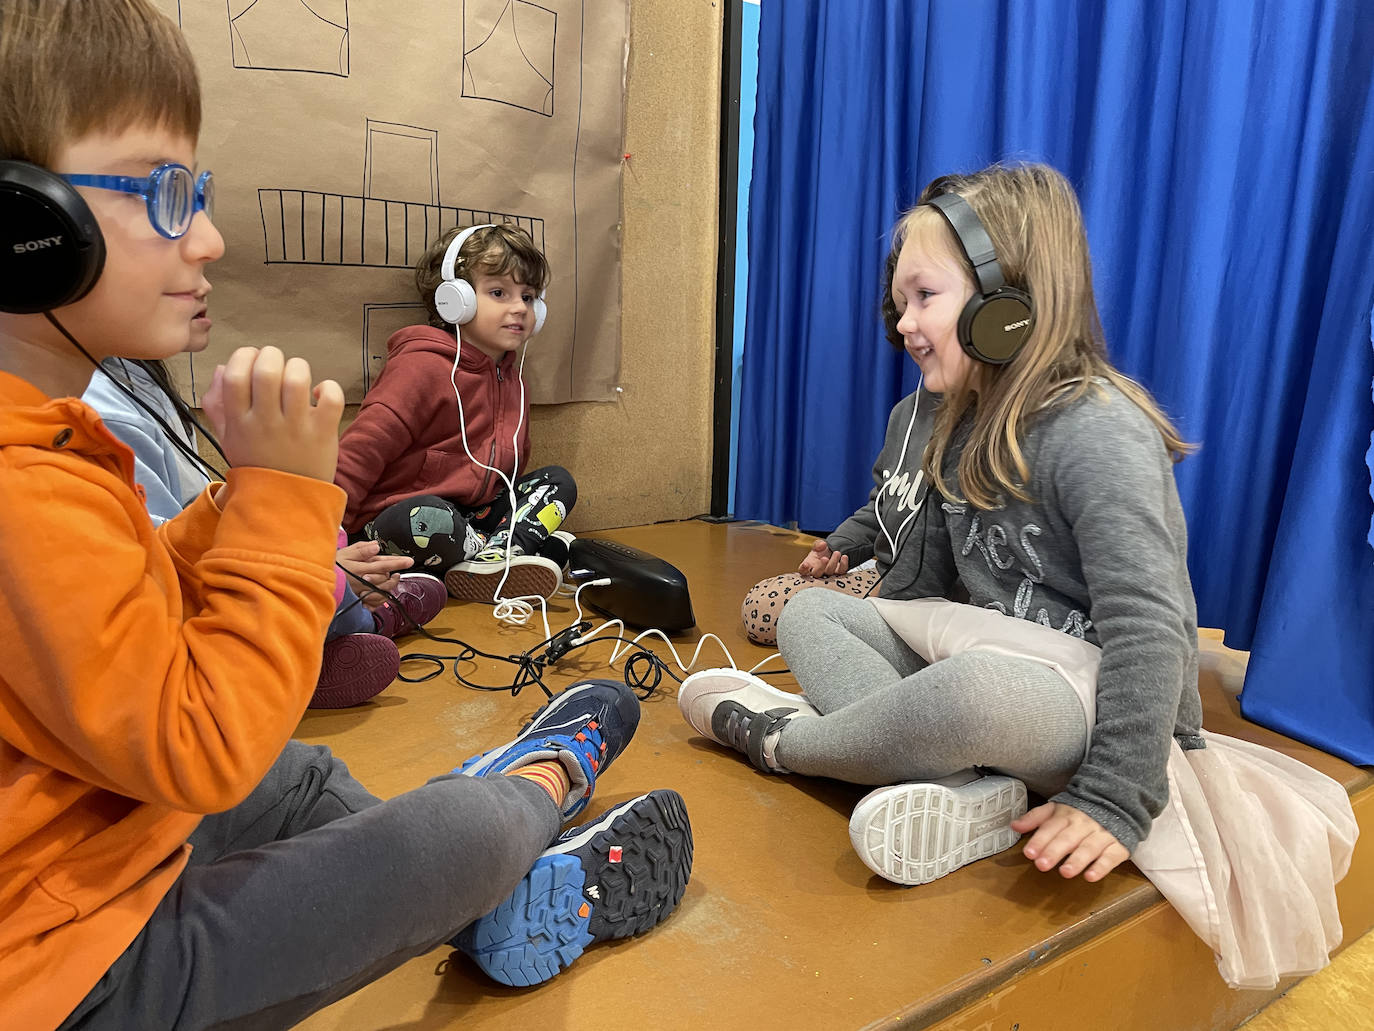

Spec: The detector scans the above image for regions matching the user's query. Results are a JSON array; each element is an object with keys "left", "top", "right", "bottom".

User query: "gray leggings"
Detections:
[
  {"left": 775, "top": 589, "right": 1088, "bottom": 797},
  {"left": 59, "top": 740, "right": 560, "bottom": 1031}
]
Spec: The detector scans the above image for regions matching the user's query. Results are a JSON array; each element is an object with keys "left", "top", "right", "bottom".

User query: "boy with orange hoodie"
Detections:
[{"left": 0, "top": 3, "right": 690, "bottom": 1026}]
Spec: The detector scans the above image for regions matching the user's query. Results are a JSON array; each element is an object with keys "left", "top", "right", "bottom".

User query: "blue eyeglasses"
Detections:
[{"left": 62, "top": 163, "right": 215, "bottom": 239}]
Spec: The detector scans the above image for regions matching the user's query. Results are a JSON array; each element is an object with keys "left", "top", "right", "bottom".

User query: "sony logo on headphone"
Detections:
[
  {"left": 12, "top": 236, "right": 64, "bottom": 254},
  {"left": 1003, "top": 318, "right": 1031, "bottom": 332}
]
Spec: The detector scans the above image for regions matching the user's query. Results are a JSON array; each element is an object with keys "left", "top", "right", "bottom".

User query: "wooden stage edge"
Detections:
[{"left": 295, "top": 520, "right": 1373, "bottom": 1031}]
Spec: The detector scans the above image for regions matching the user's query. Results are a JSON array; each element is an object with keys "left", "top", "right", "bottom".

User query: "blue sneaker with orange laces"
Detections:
[
  {"left": 456, "top": 679, "right": 640, "bottom": 821},
  {"left": 455, "top": 788, "right": 694, "bottom": 986}
]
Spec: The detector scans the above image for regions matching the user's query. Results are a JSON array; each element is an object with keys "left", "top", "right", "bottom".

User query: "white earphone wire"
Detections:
[
  {"left": 875, "top": 380, "right": 927, "bottom": 561},
  {"left": 449, "top": 323, "right": 538, "bottom": 630}
]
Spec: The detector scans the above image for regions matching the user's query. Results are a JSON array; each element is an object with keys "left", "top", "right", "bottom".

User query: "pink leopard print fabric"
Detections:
[{"left": 740, "top": 568, "right": 883, "bottom": 646}]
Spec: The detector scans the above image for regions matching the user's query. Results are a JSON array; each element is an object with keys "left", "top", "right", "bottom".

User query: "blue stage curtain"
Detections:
[
  {"left": 736, "top": 0, "right": 1374, "bottom": 758},
  {"left": 1238, "top": 289, "right": 1374, "bottom": 765}
]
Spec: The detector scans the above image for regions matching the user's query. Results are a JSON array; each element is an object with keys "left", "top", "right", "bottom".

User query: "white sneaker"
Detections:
[
  {"left": 677, "top": 667, "right": 819, "bottom": 772},
  {"left": 849, "top": 776, "right": 1028, "bottom": 885},
  {"left": 444, "top": 549, "right": 562, "bottom": 603}
]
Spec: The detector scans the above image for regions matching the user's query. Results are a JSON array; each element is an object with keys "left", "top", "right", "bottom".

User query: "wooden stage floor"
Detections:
[{"left": 295, "top": 520, "right": 1373, "bottom": 1031}]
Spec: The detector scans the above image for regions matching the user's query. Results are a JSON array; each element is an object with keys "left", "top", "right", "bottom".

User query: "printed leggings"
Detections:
[{"left": 367, "top": 465, "right": 577, "bottom": 572}]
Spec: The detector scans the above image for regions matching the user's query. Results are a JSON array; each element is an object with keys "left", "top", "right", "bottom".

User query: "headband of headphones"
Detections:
[
  {"left": 434, "top": 222, "right": 548, "bottom": 333},
  {"left": 441, "top": 223, "right": 496, "bottom": 284},
  {"left": 926, "top": 193, "right": 1006, "bottom": 296},
  {"left": 0, "top": 160, "right": 107, "bottom": 314},
  {"left": 923, "top": 189, "right": 1034, "bottom": 365}
]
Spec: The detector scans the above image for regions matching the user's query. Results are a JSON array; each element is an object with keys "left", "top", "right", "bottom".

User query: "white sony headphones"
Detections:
[{"left": 433, "top": 222, "right": 548, "bottom": 333}]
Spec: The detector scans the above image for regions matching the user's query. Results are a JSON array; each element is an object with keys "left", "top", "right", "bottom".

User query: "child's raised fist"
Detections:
[{"left": 202, "top": 346, "right": 344, "bottom": 483}]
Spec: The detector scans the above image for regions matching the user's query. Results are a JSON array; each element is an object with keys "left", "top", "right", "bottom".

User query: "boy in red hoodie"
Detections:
[
  {"left": 335, "top": 224, "right": 578, "bottom": 604},
  {"left": 0, "top": 3, "right": 690, "bottom": 1025}
]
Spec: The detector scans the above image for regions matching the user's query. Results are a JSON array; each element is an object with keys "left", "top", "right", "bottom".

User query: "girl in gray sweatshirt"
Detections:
[{"left": 687, "top": 162, "right": 1199, "bottom": 885}]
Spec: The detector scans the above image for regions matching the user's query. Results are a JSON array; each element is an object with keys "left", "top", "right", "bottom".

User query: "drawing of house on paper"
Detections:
[
  {"left": 250, "top": 119, "right": 547, "bottom": 391},
  {"left": 463, "top": 0, "right": 557, "bottom": 116},
  {"left": 359, "top": 302, "right": 432, "bottom": 391},
  {"left": 258, "top": 119, "right": 545, "bottom": 269},
  {"left": 229, "top": 0, "right": 350, "bottom": 77}
]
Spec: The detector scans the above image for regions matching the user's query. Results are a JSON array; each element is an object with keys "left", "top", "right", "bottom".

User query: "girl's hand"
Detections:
[
  {"left": 798, "top": 539, "right": 850, "bottom": 577},
  {"left": 337, "top": 540, "right": 413, "bottom": 611},
  {"left": 200, "top": 346, "right": 344, "bottom": 483},
  {"left": 1011, "top": 801, "right": 1130, "bottom": 882}
]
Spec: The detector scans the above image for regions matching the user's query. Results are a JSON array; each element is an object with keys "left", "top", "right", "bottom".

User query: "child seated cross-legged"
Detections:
[
  {"left": 0, "top": 4, "right": 692, "bottom": 1026},
  {"left": 740, "top": 251, "right": 942, "bottom": 648},
  {"left": 679, "top": 162, "right": 1355, "bottom": 988},
  {"left": 80, "top": 281, "right": 448, "bottom": 708},
  {"left": 335, "top": 222, "right": 579, "bottom": 605}
]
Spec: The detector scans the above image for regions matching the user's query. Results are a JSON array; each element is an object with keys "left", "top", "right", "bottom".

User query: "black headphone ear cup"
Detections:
[
  {"left": 0, "top": 161, "right": 106, "bottom": 314},
  {"left": 958, "top": 287, "right": 1034, "bottom": 365}
]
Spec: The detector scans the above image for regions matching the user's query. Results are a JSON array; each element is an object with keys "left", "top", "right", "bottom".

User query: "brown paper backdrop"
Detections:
[
  {"left": 184, "top": 0, "right": 721, "bottom": 532},
  {"left": 157, "top": 0, "right": 626, "bottom": 403}
]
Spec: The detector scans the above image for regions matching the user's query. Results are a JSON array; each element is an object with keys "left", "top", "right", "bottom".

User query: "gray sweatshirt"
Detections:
[
  {"left": 826, "top": 388, "right": 938, "bottom": 572},
  {"left": 890, "top": 382, "right": 1203, "bottom": 851}
]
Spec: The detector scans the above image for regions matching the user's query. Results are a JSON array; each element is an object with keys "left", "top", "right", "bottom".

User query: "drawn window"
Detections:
[
  {"left": 229, "top": 0, "right": 350, "bottom": 78},
  {"left": 462, "top": 0, "right": 556, "bottom": 116},
  {"left": 364, "top": 121, "right": 441, "bottom": 205},
  {"left": 257, "top": 119, "right": 545, "bottom": 270}
]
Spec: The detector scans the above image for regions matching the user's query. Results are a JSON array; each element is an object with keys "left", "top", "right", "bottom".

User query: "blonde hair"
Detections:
[
  {"left": 0, "top": 0, "right": 201, "bottom": 167},
  {"left": 415, "top": 223, "right": 550, "bottom": 329},
  {"left": 896, "top": 163, "right": 1192, "bottom": 509}
]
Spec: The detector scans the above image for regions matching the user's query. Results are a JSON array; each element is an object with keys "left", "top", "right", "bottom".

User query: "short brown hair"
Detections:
[
  {"left": 415, "top": 223, "right": 551, "bottom": 329},
  {"left": 0, "top": 0, "right": 201, "bottom": 167}
]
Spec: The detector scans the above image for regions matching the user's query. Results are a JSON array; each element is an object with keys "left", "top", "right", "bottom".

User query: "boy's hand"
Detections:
[
  {"left": 799, "top": 539, "right": 849, "bottom": 577},
  {"left": 201, "top": 346, "right": 344, "bottom": 483},
  {"left": 1011, "top": 802, "right": 1130, "bottom": 882},
  {"left": 336, "top": 540, "right": 413, "bottom": 611}
]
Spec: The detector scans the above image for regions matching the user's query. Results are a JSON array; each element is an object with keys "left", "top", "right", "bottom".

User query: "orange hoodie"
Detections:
[{"left": 0, "top": 371, "right": 345, "bottom": 1030}]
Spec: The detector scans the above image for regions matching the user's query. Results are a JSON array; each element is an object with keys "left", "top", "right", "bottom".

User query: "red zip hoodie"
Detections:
[{"left": 334, "top": 325, "right": 530, "bottom": 533}]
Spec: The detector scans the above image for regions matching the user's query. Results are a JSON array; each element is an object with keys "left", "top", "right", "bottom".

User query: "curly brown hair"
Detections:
[{"left": 415, "top": 223, "right": 550, "bottom": 329}]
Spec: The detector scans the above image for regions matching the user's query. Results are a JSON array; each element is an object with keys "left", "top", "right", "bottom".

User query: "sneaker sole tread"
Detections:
[
  {"left": 458, "top": 790, "right": 693, "bottom": 986},
  {"left": 849, "top": 778, "right": 1027, "bottom": 885},
  {"left": 444, "top": 563, "right": 561, "bottom": 603},
  {"left": 311, "top": 637, "right": 398, "bottom": 709}
]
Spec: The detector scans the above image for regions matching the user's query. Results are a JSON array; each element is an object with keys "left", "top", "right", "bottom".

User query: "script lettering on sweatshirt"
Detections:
[{"left": 943, "top": 501, "right": 1091, "bottom": 638}]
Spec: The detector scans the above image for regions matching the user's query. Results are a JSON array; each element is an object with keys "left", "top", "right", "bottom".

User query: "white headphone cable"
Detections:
[
  {"left": 449, "top": 330, "right": 538, "bottom": 629},
  {"left": 875, "top": 380, "right": 927, "bottom": 561}
]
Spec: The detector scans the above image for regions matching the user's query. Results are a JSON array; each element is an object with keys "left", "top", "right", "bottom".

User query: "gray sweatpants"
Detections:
[
  {"left": 59, "top": 740, "right": 560, "bottom": 1031},
  {"left": 775, "top": 589, "right": 1088, "bottom": 797}
]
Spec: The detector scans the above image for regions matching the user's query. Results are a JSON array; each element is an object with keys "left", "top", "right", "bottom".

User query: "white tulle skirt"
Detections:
[{"left": 868, "top": 597, "right": 1358, "bottom": 989}]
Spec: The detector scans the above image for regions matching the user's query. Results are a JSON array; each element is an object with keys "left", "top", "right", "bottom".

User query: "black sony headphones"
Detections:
[
  {"left": 0, "top": 160, "right": 106, "bottom": 314},
  {"left": 925, "top": 191, "right": 1034, "bottom": 365}
]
